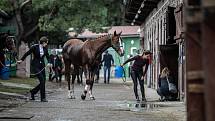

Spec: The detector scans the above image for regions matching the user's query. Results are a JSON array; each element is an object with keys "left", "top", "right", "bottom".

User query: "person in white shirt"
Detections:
[{"left": 17, "top": 36, "right": 51, "bottom": 102}]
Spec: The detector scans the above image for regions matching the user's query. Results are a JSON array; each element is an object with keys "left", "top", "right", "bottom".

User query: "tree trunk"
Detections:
[{"left": 9, "top": 0, "right": 24, "bottom": 44}]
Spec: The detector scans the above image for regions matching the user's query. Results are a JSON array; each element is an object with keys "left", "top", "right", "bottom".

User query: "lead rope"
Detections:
[
  {"left": 117, "top": 57, "right": 126, "bottom": 83},
  {"left": 0, "top": 59, "right": 50, "bottom": 76}
]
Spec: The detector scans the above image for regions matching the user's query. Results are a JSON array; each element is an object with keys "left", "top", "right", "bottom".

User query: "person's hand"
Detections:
[
  {"left": 58, "top": 67, "right": 61, "bottom": 70},
  {"left": 61, "top": 67, "right": 65, "bottom": 74},
  {"left": 47, "top": 63, "right": 52, "bottom": 68},
  {"left": 120, "top": 64, "right": 124, "bottom": 67},
  {"left": 17, "top": 60, "right": 23, "bottom": 64},
  {"left": 141, "top": 76, "right": 144, "bottom": 80}
]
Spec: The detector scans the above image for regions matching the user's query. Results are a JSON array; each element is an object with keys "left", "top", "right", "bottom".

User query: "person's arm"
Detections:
[
  {"left": 45, "top": 48, "right": 50, "bottom": 63},
  {"left": 121, "top": 55, "right": 138, "bottom": 66},
  {"left": 141, "top": 59, "right": 149, "bottom": 80},
  {"left": 111, "top": 55, "right": 114, "bottom": 65},
  {"left": 20, "top": 45, "right": 34, "bottom": 61},
  {"left": 142, "top": 62, "right": 149, "bottom": 77}
]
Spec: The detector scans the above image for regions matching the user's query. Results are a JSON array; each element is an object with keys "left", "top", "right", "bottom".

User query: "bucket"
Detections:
[
  {"left": 115, "top": 66, "right": 123, "bottom": 78},
  {"left": 1, "top": 67, "right": 10, "bottom": 80}
]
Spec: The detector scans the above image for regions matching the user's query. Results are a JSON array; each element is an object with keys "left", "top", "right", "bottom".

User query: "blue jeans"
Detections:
[{"left": 103, "top": 66, "right": 111, "bottom": 83}]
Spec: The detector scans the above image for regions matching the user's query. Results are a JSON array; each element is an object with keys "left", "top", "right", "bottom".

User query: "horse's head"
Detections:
[{"left": 110, "top": 31, "right": 124, "bottom": 56}]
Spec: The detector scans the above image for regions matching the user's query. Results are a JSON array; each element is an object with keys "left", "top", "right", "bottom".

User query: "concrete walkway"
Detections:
[
  {"left": 0, "top": 77, "right": 186, "bottom": 121},
  {"left": 0, "top": 82, "right": 33, "bottom": 89}
]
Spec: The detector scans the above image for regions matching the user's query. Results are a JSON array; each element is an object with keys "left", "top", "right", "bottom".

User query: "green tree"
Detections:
[
  {"left": 33, "top": 0, "right": 124, "bottom": 33},
  {"left": 0, "top": 0, "right": 124, "bottom": 44}
]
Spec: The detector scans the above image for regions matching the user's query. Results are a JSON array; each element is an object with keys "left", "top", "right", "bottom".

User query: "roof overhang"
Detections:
[{"left": 125, "top": 0, "right": 160, "bottom": 25}]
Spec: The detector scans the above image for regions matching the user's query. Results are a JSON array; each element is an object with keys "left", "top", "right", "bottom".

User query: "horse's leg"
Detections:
[
  {"left": 81, "top": 65, "right": 89, "bottom": 100},
  {"left": 64, "top": 60, "right": 72, "bottom": 98},
  {"left": 79, "top": 68, "right": 83, "bottom": 85},
  {"left": 76, "top": 68, "right": 81, "bottom": 84},
  {"left": 70, "top": 66, "right": 77, "bottom": 99},
  {"left": 89, "top": 71, "right": 95, "bottom": 100}
]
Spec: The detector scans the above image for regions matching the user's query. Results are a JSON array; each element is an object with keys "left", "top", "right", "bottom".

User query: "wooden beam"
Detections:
[
  {"left": 202, "top": 2, "right": 215, "bottom": 121},
  {"left": 185, "top": 0, "right": 205, "bottom": 120}
]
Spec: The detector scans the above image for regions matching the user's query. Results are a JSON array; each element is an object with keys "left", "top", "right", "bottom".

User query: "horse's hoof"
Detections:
[
  {"left": 81, "top": 94, "right": 86, "bottom": 100},
  {"left": 70, "top": 96, "right": 76, "bottom": 99},
  {"left": 90, "top": 97, "right": 95, "bottom": 100},
  {"left": 68, "top": 95, "right": 75, "bottom": 99}
]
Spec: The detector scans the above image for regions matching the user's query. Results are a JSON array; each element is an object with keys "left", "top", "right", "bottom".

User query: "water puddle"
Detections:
[
  {"left": 0, "top": 113, "right": 34, "bottom": 119},
  {"left": 28, "top": 99, "right": 57, "bottom": 102},
  {"left": 127, "top": 102, "right": 161, "bottom": 109},
  {"left": 53, "top": 118, "right": 72, "bottom": 121},
  {"left": 115, "top": 101, "right": 164, "bottom": 112},
  {"left": 96, "top": 100, "right": 167, "bottom": 112}
]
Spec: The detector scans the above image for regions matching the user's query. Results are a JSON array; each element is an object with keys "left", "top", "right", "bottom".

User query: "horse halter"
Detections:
[{"left": 108, "top": 34, "right": 122, "bottom": 52}]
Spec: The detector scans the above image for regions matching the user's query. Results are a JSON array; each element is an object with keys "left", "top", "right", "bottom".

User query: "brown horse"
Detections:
[
  {"left": 0, "top": 33, "right": 17, "bottom": 69},
  {"left": 62, "top": 31, "right": 124, "bottom": 100}
]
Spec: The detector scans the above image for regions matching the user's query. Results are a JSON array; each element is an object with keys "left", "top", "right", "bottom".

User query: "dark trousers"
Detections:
[
  {"left": 95, "top": 68, "right": 100, "bottom": 82},
  {"left": 59, "top": 71, "right": 62, "bottom": 83},
  {"left": 31, "top": 66, "right": 46, "bottom": 100},
  {"left": 51, "top": 68, "right": 59, "bottom": 82},
  {"left": 130, "top": 70, "right": 145, "bottom": 100},
  {"left": 157, "top": 88, "right": 169, "bottom": 98},
  {"left": 128, "top": 66, "right": 132, "bottom": 78},
  {"left": 104, "top": 66, "right": 111, "bottom": 83},
  {"left": 157, "top": 88, "right": 177, "bottom": 101},
  {"left": 48, "top": 67, "right": 52, "bottom": 81}
]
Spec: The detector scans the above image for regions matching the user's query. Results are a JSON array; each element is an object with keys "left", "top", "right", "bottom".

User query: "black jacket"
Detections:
[
  {"left": 102, "top": 53, "right": 114, "bottom": 68},
  {"left": 21, "top": 44, "right": 50, "bottom": 68}
]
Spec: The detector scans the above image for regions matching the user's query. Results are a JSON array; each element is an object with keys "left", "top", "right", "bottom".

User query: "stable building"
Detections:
[{"left": 125, "top": 0, "right": 185, "bottom": 101}]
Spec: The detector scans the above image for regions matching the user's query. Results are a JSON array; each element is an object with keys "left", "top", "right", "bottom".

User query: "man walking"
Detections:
[
  {"left": 17, "top": 36, "right": 51, "bottom": 102},
  {"left": 102, "top": 50, "right": 114, "bottom": 84}
]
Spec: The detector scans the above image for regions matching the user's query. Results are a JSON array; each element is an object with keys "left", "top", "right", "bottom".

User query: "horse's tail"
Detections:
[
  {"left": 62, "top": 39, "right": 75, "bottom": 54},
  {"left": 62, "top": 39, "right": 72, "bottom": 53},
  {"left": 62, "top": 44, "right": 67, "bottom": 54}
]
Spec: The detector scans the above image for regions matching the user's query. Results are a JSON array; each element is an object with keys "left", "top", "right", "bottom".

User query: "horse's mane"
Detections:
[{"left": 93, "top": 34, "right": 111, "bottom": 41}]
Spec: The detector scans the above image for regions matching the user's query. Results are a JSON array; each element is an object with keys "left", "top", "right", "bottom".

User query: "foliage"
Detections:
[
  {"left": 0, "top": 0, "right": 13, "bottom": 12},
  {"left": 32, "top": 0, "right": 123, "bottom": 33},
  {"left": 0, "top": 0, "right": 124, "bottom": 44}
]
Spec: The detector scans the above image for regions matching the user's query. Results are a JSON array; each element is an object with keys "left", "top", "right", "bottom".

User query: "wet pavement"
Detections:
[
  {"left": 0, "top": 82, "right": 33, "bottom": 89},
  {"left": 0, "top": 78, "right": 186, "bottom": 121}
]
